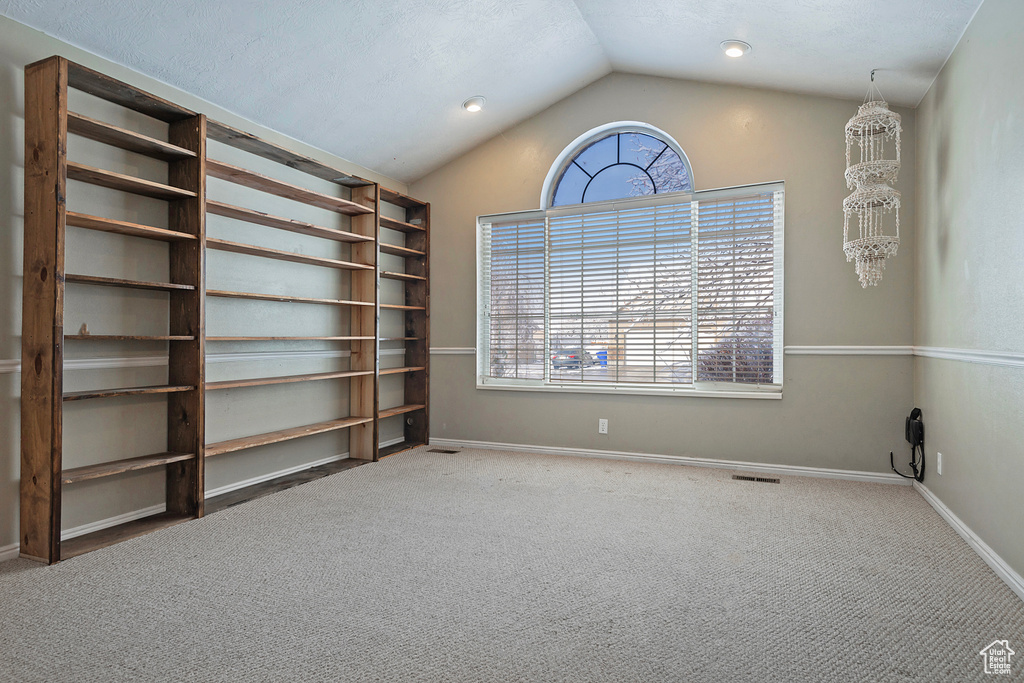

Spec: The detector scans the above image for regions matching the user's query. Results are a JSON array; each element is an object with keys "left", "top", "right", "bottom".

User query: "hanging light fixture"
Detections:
[{"left": 843, "top": 70, "right": 902, "bottom": 287}]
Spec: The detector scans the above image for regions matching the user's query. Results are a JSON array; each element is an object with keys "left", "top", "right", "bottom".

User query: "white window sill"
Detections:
[{"left": 476, "top": 381, "right": 782, "bottom": 400}]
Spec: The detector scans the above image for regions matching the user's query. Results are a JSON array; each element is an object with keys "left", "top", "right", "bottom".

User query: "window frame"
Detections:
[{"left": 477, "top": 181, "right": 785, "bottom": 400}]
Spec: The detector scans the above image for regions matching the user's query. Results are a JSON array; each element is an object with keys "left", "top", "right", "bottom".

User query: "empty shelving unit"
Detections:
[
  {"left": 377, "top": 188, "right": 430, "bottom": 457},
  {"left": 20, "top": 56, "right": 430, "bottom": 562},
  {"left": 202, "top": 120, "right": 380, "bottom": 482},
  {"left": 21, "top": 56, "right": 205, "bottom": 562}
]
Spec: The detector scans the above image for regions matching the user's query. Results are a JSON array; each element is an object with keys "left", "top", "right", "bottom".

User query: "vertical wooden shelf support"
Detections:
[
  {"left": 20, "top": 56, "right": 68, "bottom": 564},
  {"left": 166, "top": 115, "right": 207, "bottom": 518},
  {"left": 349, "top": 185, "right": 379, "bottom": 461}
]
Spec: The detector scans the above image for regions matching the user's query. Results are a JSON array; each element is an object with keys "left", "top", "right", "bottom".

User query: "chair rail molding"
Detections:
[
  {"left": 784, "top": 345, "right": 913, "bottom": 356},
  {"left": 4, "top": 345, "right": 1022, "bottom": 373}
]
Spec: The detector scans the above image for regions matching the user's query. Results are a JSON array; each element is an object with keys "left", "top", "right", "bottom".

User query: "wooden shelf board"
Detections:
[
  {"left": 67, "top": 161, "right": 197, "bottom": 200},
  {"left": 379, "top": 366, "right": 426, "bottom": 376},
  {"left": 68, "top": 111, "right": 196, "bottom": 160},
  {"left": 207, "top": 237, "right": 373, "bottom": 271},
  {"left": 378, "top": 404, "right": 426, "bottom": 419},
  {"left": 66, "top": 60, "right": 196, "bottom": 123},
  {"left": 61, "top": 512, "right": 193, "bottom": 560},
  {"left": 207, "top": 336, "right": 374, "bottom": 341},
  {"left": 207, "top": 200, "right": 373, "bottom": 244},
  {"left": 62, "top": 451, "right": 194, "bottom": 485},
  {"left": 380, "top": 270, "right": 427, "bottom": 282},
  {"left": 206, "top": 416, "right": 375, "bottom": 457},
  {"left": 378, "top": 440, "right": 426, "bottom": 459},
  {"left": 380, "top": 304, "right": 427, "bottom": 311},
  {"left": 206, "top": 289, "right": 372, "bottom": 307},
  {"left": 65, "top": 335, "right": 194, "bottom": 341},
  {"left": 380, "top": 215, "right": 425, "bottom": 233},
  {"left": 206, "top": 369, "right": 374, "bottom": 391},
  {"left": 207, "top": 159, "right": 373, "bottom": 216},
  {"left": 380, "top": 187, "right": 428, "bottom": 209},
  {"left": 63, "top": 384, "right": 194, "bottom": 402},
  {"left": 206, "top": 119, "right": 373, "bottom": 188},
  {"left": 66, "top": 211, "right": 196, "bottom": 241},
  {"left": 65, "top": 273, "right": 194, "bottom": 291},
  {"left": 379, "top": 243, "right": 425, "bottom": 258}
]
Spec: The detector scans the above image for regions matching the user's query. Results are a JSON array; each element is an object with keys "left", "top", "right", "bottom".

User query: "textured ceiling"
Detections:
[{"left": 2, "top": 0, "right": 981, "bottom": 182}]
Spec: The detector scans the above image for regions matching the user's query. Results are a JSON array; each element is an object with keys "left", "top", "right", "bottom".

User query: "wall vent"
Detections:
[{"left": 731, "top": 474, "right": 780, "bottom": 484}]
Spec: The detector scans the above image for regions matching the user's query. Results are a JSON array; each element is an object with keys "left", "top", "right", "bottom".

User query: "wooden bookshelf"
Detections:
[
  {"left": 377, "top": 188, "right": 429, "bottom": 457},
  {"left": 202, "top": 116, "right": 379, "bottom": 499},
  {"left": 21, "top": 56, "right": 431, "bottom": 562},
  {"left": 20, "top": 56, "right": 205, "bottom": 564}
]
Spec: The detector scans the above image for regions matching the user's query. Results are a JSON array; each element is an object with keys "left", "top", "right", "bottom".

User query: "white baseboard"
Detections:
[
  {"left": 0, "top": 542, "right": 20, "bottom": 562},
  {"left": 61, "top": 504, "right": 167, "bottom": 541},
  {"left": 913, "top": 481, "right": 1024, "bottom": 602},
  {"left": 0, "top": 438, "right": 408, "bottom": 563},
  {"left": 428, "top": 437, "right": 911, "bottom": 485},
  {"left": 201, "top": 435, "right": 406, "bottom": 500},
  {"left": 205, "top": 453, "right": 349, "bottom": 499}
]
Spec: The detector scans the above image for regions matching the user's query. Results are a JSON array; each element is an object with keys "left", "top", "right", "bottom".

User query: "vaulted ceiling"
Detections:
[{"left": 3, "top": 0, "right": 981, "bottom": 182}]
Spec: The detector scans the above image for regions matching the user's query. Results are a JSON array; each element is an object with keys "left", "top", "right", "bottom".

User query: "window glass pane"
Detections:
[
  {"left": 553, "top": 130, "right": 692, "bottom": 207},
  {"left": 695, "top": 193, "right": 776, "bottom": 384},
  {"left": 573, "top": 134, "right": 617, "bottom": 175},
  {"left": 583, "top": 164, "right": 654, "bottom": 203},
  {"left": 487, "top": 218, "right": 545, "bottom": 380},
  {"left": 552, "top": 162, "right": 590, "bottom": 207},
  {"left": 549, "top": 203, "right": 692, "bottom": 385},
  {"left": 649, "top": 148, "right": 691, "bottom": 193},
  {"left": 619, "top": 133, "right": 667, "bottom": 169},
  {"left": 479, "top": 187, "right": 781, "bottom": 393}
]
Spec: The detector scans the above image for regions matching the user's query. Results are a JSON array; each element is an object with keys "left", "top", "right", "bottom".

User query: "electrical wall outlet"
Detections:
[
  {"left": 937, "top": 452, "right": 943, "bottom": 475},
  {"left": 598, "top": 418, "right": 608, "bottom": 434}
]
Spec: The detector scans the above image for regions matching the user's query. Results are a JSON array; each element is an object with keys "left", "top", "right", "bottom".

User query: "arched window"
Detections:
[{"left": 542, "top": 122, "right": 693, "bottom": 208}]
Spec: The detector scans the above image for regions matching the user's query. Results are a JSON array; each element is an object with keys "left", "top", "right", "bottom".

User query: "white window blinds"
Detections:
[
  {"left": 479, "top": 212, "right": 545, "bottom": 381},
  {"left": 695, "top": 190, "right": 783, "bottom": 386},
  {"left": 548, "top": 199, "right": 692, "bottom": 385},
  {"left": 478, "top": 182, "right": 784, "bottom": 396}
]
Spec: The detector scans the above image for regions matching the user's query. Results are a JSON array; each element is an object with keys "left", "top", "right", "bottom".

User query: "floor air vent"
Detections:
[
  {"left": 732, "top": 474, "right": 781, "bottom": 484},
  {"left": 427, "top": 448, "right": 460, "bottom": 454}
]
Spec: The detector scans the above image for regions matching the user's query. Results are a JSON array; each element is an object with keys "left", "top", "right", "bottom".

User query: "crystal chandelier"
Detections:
[{"left": 843, "top": 72, "right": 901, "bottom": 287}]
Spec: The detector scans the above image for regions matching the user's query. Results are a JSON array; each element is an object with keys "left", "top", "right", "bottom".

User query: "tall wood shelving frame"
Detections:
[
  {"left": 20, "top": 57, "right": 434, "bottom": 563},
  {"left": 201, "top": 119, "right": 379, "bottom": 466},
  {"left": 377, "top": 188, "right": 430, "bottom": 457},
  {"left": 21, "top": 56, "right": 206, "bottom": 563}
]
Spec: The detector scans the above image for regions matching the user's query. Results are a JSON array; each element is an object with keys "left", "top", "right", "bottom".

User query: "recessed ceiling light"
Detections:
[
  {"left": 720, "top": 40, "right": 751, "bottom": 58},
  {"left": 463, "top": 96, "right": 486, "bottom": 112}
]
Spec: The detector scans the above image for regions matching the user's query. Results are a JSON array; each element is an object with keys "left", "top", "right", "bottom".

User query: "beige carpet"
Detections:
[{"left": 1, "top": 447, "right": 1021, "bottom": 682}]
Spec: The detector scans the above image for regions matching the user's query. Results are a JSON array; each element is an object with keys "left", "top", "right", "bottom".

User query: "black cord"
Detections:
[{"left": 890, "top": 442, "right": 925, "bottom": 482}]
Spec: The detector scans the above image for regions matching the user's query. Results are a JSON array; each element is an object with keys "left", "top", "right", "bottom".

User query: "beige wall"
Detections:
[
  {"left": 915, "top": 0, "right": 1024, "bottom": 577},
  {"left": 0, "top": 15, "right": 408, "bottom": 553},
  {"left": 412, "top": 73, "right": 917, "bottom": 470}
]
